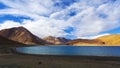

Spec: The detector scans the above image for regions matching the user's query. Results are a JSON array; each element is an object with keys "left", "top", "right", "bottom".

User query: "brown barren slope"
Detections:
[
  {"left": 0, "top": 27, "right": 46, "bottom": 45},
  {"left": 0, "top": 35, "right": 24, "bottom": 46},
  {"left": 0, "top": 36, "right": 25, "bottom": 53},
  {"left": 66, "top": 39, "right": 105, "bottom": 46},
  {"left": 67, "top": 34, "right": 120, "bottom": 46},
  {"left": 96, "top": 34, "right": 120, "bottom": 45},
  {"left": 43, "top": 36, "right": 70, "bottom": 45}
]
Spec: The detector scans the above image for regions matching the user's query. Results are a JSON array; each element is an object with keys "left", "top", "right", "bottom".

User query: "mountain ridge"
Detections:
[
  {"left": 0, "top": 26, "right": 46, "bottom": 45},
  {"left": 66, "top": 39, "right": 105, "bottom": 46},
  {"left": 96, "top": 34, "right": 120, "bottom": 45},
  {"left": 43, "top": 36, "right": 70, "bottom": 45}
]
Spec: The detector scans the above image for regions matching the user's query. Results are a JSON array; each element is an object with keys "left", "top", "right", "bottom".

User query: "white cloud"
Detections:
[
  {"left": 0, "top": 21, "right": 21, "bottom": 30},
  {"left": 23, "top": 18, "right": 68, "bottom": 37},
  {"left": 0, "top": 0, "right": 54, "bottom": 15},
  {"left": 0, "top": 0, "right": 120, "bottom": 39},
  {"left": 79, "top": 33, "right": 110, "bottom": 39}
]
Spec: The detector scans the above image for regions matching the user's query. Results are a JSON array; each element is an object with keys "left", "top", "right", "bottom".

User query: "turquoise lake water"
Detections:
[{"left": 15, "top": 45, "right": 120, "bottom": 57}]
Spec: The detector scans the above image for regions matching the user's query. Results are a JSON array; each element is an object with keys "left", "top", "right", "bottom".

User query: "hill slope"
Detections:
[
  {"left": 0, "top": 35, "right": 24, "bottom": 46},
  {"left": 0, "top": 36, "right": 26, "bottom": 53},
  {"left": 96, "top": 34, "right": 120, "bottom": 45},
  {"left": 43, "top": 36, "right": 70, "bottom": 45},
  {"left": 66, "top": 39, "right": 105, "bottom": 46},
  {"left": 0, "top": 27, "right": 46, "bottom": 45}
]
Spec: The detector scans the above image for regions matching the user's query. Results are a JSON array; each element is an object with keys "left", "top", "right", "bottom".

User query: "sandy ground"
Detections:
[{"left": 0, "top": 54, "right": 120, "bottom": 68}]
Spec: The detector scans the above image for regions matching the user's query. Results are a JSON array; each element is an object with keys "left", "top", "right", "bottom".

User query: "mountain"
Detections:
[
  {"left": 0, "top": 35, "right": 26, "bottom": 54},
  {"left": 66, "top": 34, "right": 120, "bottom": 46},
  {"left": 66, "top": 39, "right": 105, "bottom": 46},
  {"left": 0, "top": 26, "right": 120, "bottom": 46},
  {"left": 43, "top": 36, "right": 70, "bottom": 45},
  {"left": 96, "top": 34, "right": 120, "bottom": 45},
  {"left": 0, "top": 27, "right": 46, "bottom": 45},
  {"left": 0, "top": 35, "right": 24, "bottom": 46}
]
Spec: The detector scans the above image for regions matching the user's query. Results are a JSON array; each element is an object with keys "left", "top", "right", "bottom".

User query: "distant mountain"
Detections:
[
  {"left": 0, "top": 27, "right": 46, "bottom": 45},
  {"left": 96, "top": 34, "right": 120, "bottom": 45},
  {"left": 43, "top": 36, "right": 70, "bottom": 45},
  {"left": 66, "top": 39, "right": 105, "bottom": 46},
  {"left": 66, "top": 34, "right": 120, "bottom": 46}
]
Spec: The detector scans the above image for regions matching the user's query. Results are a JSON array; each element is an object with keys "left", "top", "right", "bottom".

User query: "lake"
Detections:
[{"left": 15, "top": 45, "right": 120, "bottom": 57}]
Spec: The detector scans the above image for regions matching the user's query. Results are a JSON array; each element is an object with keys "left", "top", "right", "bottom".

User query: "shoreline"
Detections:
[
  {"left": 1, "top": 46, "right": 120, "bottom": 68},
  {"left": 16, "top": 53, "right": 120, "bottom": 61},
  {"left": 12, "top": 46, "right": 120, "bottom": 62},
  {"left": 0, "top": 54, "right": 120, "bottom": 68}
]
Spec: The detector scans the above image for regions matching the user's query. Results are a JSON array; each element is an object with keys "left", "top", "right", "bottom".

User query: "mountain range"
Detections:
[
  {"left": 0, "top": 26, "right": 119, "bottom": 46},
  {"left": 43, "top": 36, "right": 70, "bottom": 45},
  {"left": 66, "top": 39, "right": 105, "bottom": 46},
  {"left": 0, "top": 27, "right": 70, "bottom": 45}
]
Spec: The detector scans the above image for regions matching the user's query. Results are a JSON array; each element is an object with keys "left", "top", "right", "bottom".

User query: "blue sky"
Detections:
[
  {"left": 0, "top": 14, "right": 32, "bottom": 23},
  {"left": 0, "top": 0, "right": 120, "bottom": 39}
]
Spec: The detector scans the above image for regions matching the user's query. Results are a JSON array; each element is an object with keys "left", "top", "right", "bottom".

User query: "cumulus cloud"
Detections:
[
  {"left": 0, "top": 21, "right": 21, "bottom": 30},
  {"left": 0, "top": 0, "right": 120, "bottom": 39},
  {"left": 23, "top": 18, "right": 68, "bottom": 37}
]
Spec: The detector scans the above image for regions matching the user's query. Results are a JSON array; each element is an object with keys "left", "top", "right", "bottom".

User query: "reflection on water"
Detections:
[{"left": 16, "top": 45, "right": 120, "bottom": 56}]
